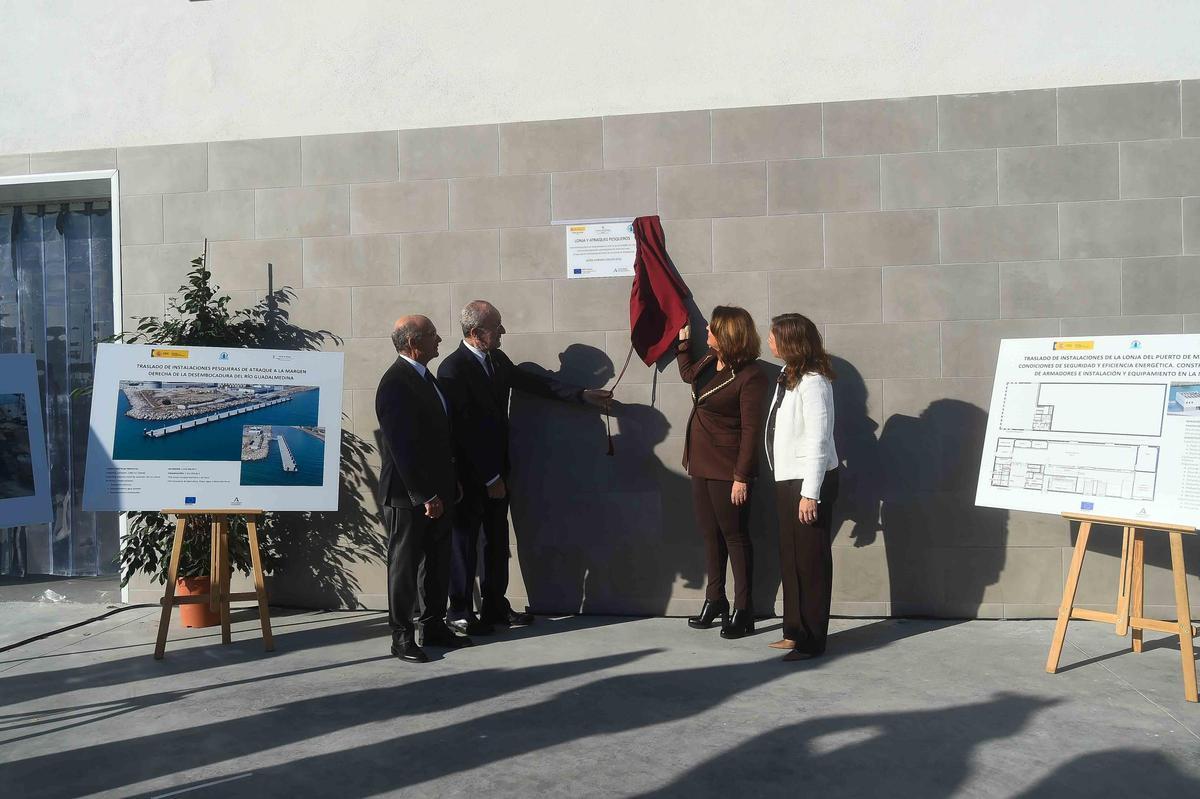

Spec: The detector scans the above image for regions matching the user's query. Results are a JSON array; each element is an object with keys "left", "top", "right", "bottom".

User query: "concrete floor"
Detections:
[{"left": 0, "top": 602, "right": 1198, "bottom": 798}]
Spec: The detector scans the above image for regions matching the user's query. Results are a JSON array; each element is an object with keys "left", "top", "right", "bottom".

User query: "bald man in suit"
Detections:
[{"left": 375, "top": 315, "right": 471, "bottom": 662}]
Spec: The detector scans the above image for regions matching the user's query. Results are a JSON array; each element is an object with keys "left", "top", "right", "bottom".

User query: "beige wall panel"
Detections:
[
  {"left": 401, "top": 229, "right": 499, "bottom": 284},
  {"left": 398, "top": 124, "right": 499, "bottom": 180},
  {"left": 349, "top": 180, "right": 448, "bottom": 235},
  {"left": 303, "top": 235, "right": 400, "bottom": 288}
]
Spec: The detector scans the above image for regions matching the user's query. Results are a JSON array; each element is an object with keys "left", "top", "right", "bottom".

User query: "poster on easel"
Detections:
[
  {"left": 82, "top": 343, "right": 343, "bottom": 512},
  {"left": 0, "top": 353, "right": 52, "bottom": 527},
  {"left": 975, "top": 334, "right": 1200, "bottom": 527}
]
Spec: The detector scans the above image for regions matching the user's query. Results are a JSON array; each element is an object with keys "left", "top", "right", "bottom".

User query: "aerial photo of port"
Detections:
[
  {"left": 239, "top": 425, "right": 326, "bottom": 487},
  {"left": 0, "top": 393, "right": 36, "bottom": 499},
  {"left": 113, "top": 381, "right": 320, "bottom": 461}
]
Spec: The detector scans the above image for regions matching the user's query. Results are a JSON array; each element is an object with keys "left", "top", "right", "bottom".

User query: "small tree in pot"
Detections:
[{"left": 113, "top": 243, "right": 377, "bottom": 624}]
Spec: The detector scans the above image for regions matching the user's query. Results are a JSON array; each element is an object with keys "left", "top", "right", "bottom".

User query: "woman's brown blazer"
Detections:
[{"left": 676, "top": 344, "right": 769, "bottom": 482}]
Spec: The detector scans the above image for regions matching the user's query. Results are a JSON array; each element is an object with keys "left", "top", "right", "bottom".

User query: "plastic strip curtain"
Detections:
[{"left": 0, "top": 202, "right": 116, "bottom": 576}]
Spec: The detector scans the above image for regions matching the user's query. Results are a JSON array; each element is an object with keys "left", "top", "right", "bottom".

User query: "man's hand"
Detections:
[
  {"left": 423, "top": 496, "right": 444, "bottom": 519},
  {"left": 581, "top": 389, "right": 613, "bottom": 410},
  {"left": 798, "top": 497, "right": 818, "bottom": 525},
  {"left": 487, "top": 478, "right": 507, "bottom": 499},
  {"left": 731, "top": 480, "right": 749, "bottom": 506},
  {"left": 679, "top": 324, "right": 690, "bottom": 341}
]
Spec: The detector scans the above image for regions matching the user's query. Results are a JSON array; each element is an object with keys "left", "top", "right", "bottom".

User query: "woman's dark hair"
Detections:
[
  {"left": 709, "top": 305, "right": 760, "bottom": 369},
  {"left": 771, "top": 313, "right": 835, "bottom": 389}
]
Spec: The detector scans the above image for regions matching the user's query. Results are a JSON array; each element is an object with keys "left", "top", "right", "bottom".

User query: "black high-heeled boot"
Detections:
[
  {"left": 719, "top": 609, "right": 755, "bottom": 639},
  {"left": 687, "top": 599, "right": 729, "bottom": 629}
]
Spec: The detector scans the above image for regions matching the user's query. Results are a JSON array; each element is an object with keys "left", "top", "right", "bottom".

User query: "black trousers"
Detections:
[
  {"left": 385, "top": 504, "right": 451, "bottom": 639},
  {"left": 775, "top": 469, "right": 839, "bottom": 653},
  {"left": 691, "top": 477, "right": 754, "bottom": 610},
  {"left": 448, "top": 484, "right": 512, "bottom": 619}
]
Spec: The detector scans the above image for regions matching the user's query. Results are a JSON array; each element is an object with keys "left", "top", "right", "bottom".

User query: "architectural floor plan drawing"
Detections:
[
  {"left": 991, "top": 438, "right": 1158, "bottom": 501},
  {"left": 998, "top": 382, "right": 1167, "bottom": 437},
  {"left": 979, "top": 335, "right": 1200, "bottom": 528}
]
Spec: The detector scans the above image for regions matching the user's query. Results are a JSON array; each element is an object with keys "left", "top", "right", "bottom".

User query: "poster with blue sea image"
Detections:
[
  {"left": 113, "top": 381, "right": 320, "bottom": 461},
  {"left": 83, "top": 344, "right": 343, "bottom": 512}
]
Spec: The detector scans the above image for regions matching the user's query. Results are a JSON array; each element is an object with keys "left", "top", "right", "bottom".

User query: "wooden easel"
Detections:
[
  {"left": 1046, "top": 512, "right": 1198, "bottom": 702},
  {"left": 153, "top": 509, "right": 275, "bottom": 659}
]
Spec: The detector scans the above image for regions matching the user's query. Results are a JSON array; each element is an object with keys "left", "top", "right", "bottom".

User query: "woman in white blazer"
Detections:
[{"left": 765, "top": 313, "right": 839, "bottom": 661}]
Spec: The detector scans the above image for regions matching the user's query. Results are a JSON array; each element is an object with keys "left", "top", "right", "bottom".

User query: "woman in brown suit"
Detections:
[{"left": 677, "top": 306, "right": 769, "bottom": 639}]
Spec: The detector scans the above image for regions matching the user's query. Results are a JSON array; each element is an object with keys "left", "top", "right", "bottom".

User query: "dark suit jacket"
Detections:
[
  {"left": 676, "top": 344, "right": 769, "bottom": 482},
  {"left": 437, "top": 342, "right": 582, "bottom": 488},
  {"left": 375, "top": 355, "right": 457, "bottom": 509}
]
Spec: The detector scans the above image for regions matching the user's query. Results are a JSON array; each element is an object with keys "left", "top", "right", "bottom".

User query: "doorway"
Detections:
[{"left": 0, "top": 201, "right": 118, "bottom": 576}]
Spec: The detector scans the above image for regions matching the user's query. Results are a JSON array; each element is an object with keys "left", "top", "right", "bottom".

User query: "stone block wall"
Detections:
[{"left": 6, "top": 79, "right": 1199, "bottom": 617}]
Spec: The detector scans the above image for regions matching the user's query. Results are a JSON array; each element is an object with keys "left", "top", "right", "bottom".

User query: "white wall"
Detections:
[{"left": 2, "top": 0, "right": 1199, "bottom": 153}]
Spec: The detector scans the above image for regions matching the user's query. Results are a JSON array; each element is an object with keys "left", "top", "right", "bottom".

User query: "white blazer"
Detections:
[{"left": 767, "top": 372, "right": 838, "bottom": 498}]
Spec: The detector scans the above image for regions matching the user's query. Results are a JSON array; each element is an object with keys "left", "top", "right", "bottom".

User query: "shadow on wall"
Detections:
[
  {"left": 349, "top": 345, "right": 1012, "bottom": 619},
  {"left": 264, "top": 429, "right": 386, "bottom": 610},
  {"left": 749, "top": 359, "right": 783, "bottom": 617},
  {"left": 830, "top": 357, "right": 1009, "bottom": 617},
  {"left": 507, "top": 335, "right": 784, "bottom": 618},
  {"left": 1063, "top": 517, "right": 1200, "bottom": 614},
  {"left": 509, "top": 343, "right": 706, "bottom": 615},
  {"left": 879, "top": 399, "right": 1008, "bottom": 616},
  {"left": 829, "top": 357, "right": 881, "bottom": 556}
]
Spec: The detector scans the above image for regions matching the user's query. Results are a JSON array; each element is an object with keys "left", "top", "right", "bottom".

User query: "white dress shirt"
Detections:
[{"left": 463, "top": 339, "right": 490, "bottom": 374}]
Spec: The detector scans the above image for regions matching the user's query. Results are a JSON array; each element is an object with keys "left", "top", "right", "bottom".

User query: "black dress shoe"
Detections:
[
  {"left": 391, "top": 639, "right": 430, "bottom": 663},
  {"left": 448, "top": 615, "right": 494, "bottom": 636},
  {"left": 483, "top": 607, "right": 534, "bottom": 627},
  {"left": 687, "top": 599, "right": 729, "bottom": 629},
  {"left": 420, "top": 625, "right": 474, "bottom": 648},
  {"left": 782, "top": 647, "right": 823, "bottom": 662},
  {"left": 719, "top": 609, "right": 756, "bottom": 639}
]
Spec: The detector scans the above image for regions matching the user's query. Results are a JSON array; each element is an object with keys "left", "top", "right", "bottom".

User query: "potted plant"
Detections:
[{"left": 113, "top": 242, "right": 339, "bottom": 625}]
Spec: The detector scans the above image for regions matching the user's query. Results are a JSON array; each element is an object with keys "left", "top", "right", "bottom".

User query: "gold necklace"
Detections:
[{"left": 693, "top": 366, "right": 737, "bottom": 403}]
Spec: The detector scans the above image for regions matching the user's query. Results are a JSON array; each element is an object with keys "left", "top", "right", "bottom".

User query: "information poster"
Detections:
[
  {"left": 566, "top": 222, "right": 637, "bottom": 278},
  {"left": 0, "top": 354, "right": 52, "bottom": 527},
  {"left": 83, "top": 344, "right": 343, "bottom": 512},
  {"left": 976, "top": 334, "right": 1200, "bottom": 527}
]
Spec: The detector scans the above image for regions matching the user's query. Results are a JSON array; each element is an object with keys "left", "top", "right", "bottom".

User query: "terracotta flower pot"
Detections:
[{"left": 176, "top": 576, "right": 220, "bottom": 628}]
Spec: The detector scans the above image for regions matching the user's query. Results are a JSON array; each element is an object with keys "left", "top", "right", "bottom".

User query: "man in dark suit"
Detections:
[
  {"left": 438, "top": 300, "right": 610, "bottom": 634},
  {"left": 376, "top": 314, "right": 472, "bottom": 662}
]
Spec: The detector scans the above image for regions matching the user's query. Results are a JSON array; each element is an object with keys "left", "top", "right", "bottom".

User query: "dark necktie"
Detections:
[
  {"left": 484, "top": 351, "right": 495, "bottom": 379},
  {"left": 766, "top": 379, "right": 785, "bottom": 446},
  {"left": 423, "top": 370, "right": 447, "bottom": 415}
]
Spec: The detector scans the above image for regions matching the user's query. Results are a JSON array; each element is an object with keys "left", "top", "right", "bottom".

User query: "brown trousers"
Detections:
[
  {"left": 775, "top": 469, "right": 839, "bottom": 653},
  {"left": 691, "top": 477, "right": 754, "bottom": 610}
]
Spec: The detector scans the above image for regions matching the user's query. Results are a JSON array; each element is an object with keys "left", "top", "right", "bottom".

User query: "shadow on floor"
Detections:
[
  {"left": 3, "top": 614, "right": 1195, "bottom": 798},
  {"left": 1015, "top": 749, "right": 1200, "bottom": 797},
  {"left": 0, "top": 612, "right": 637, "bottom": 707}
]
